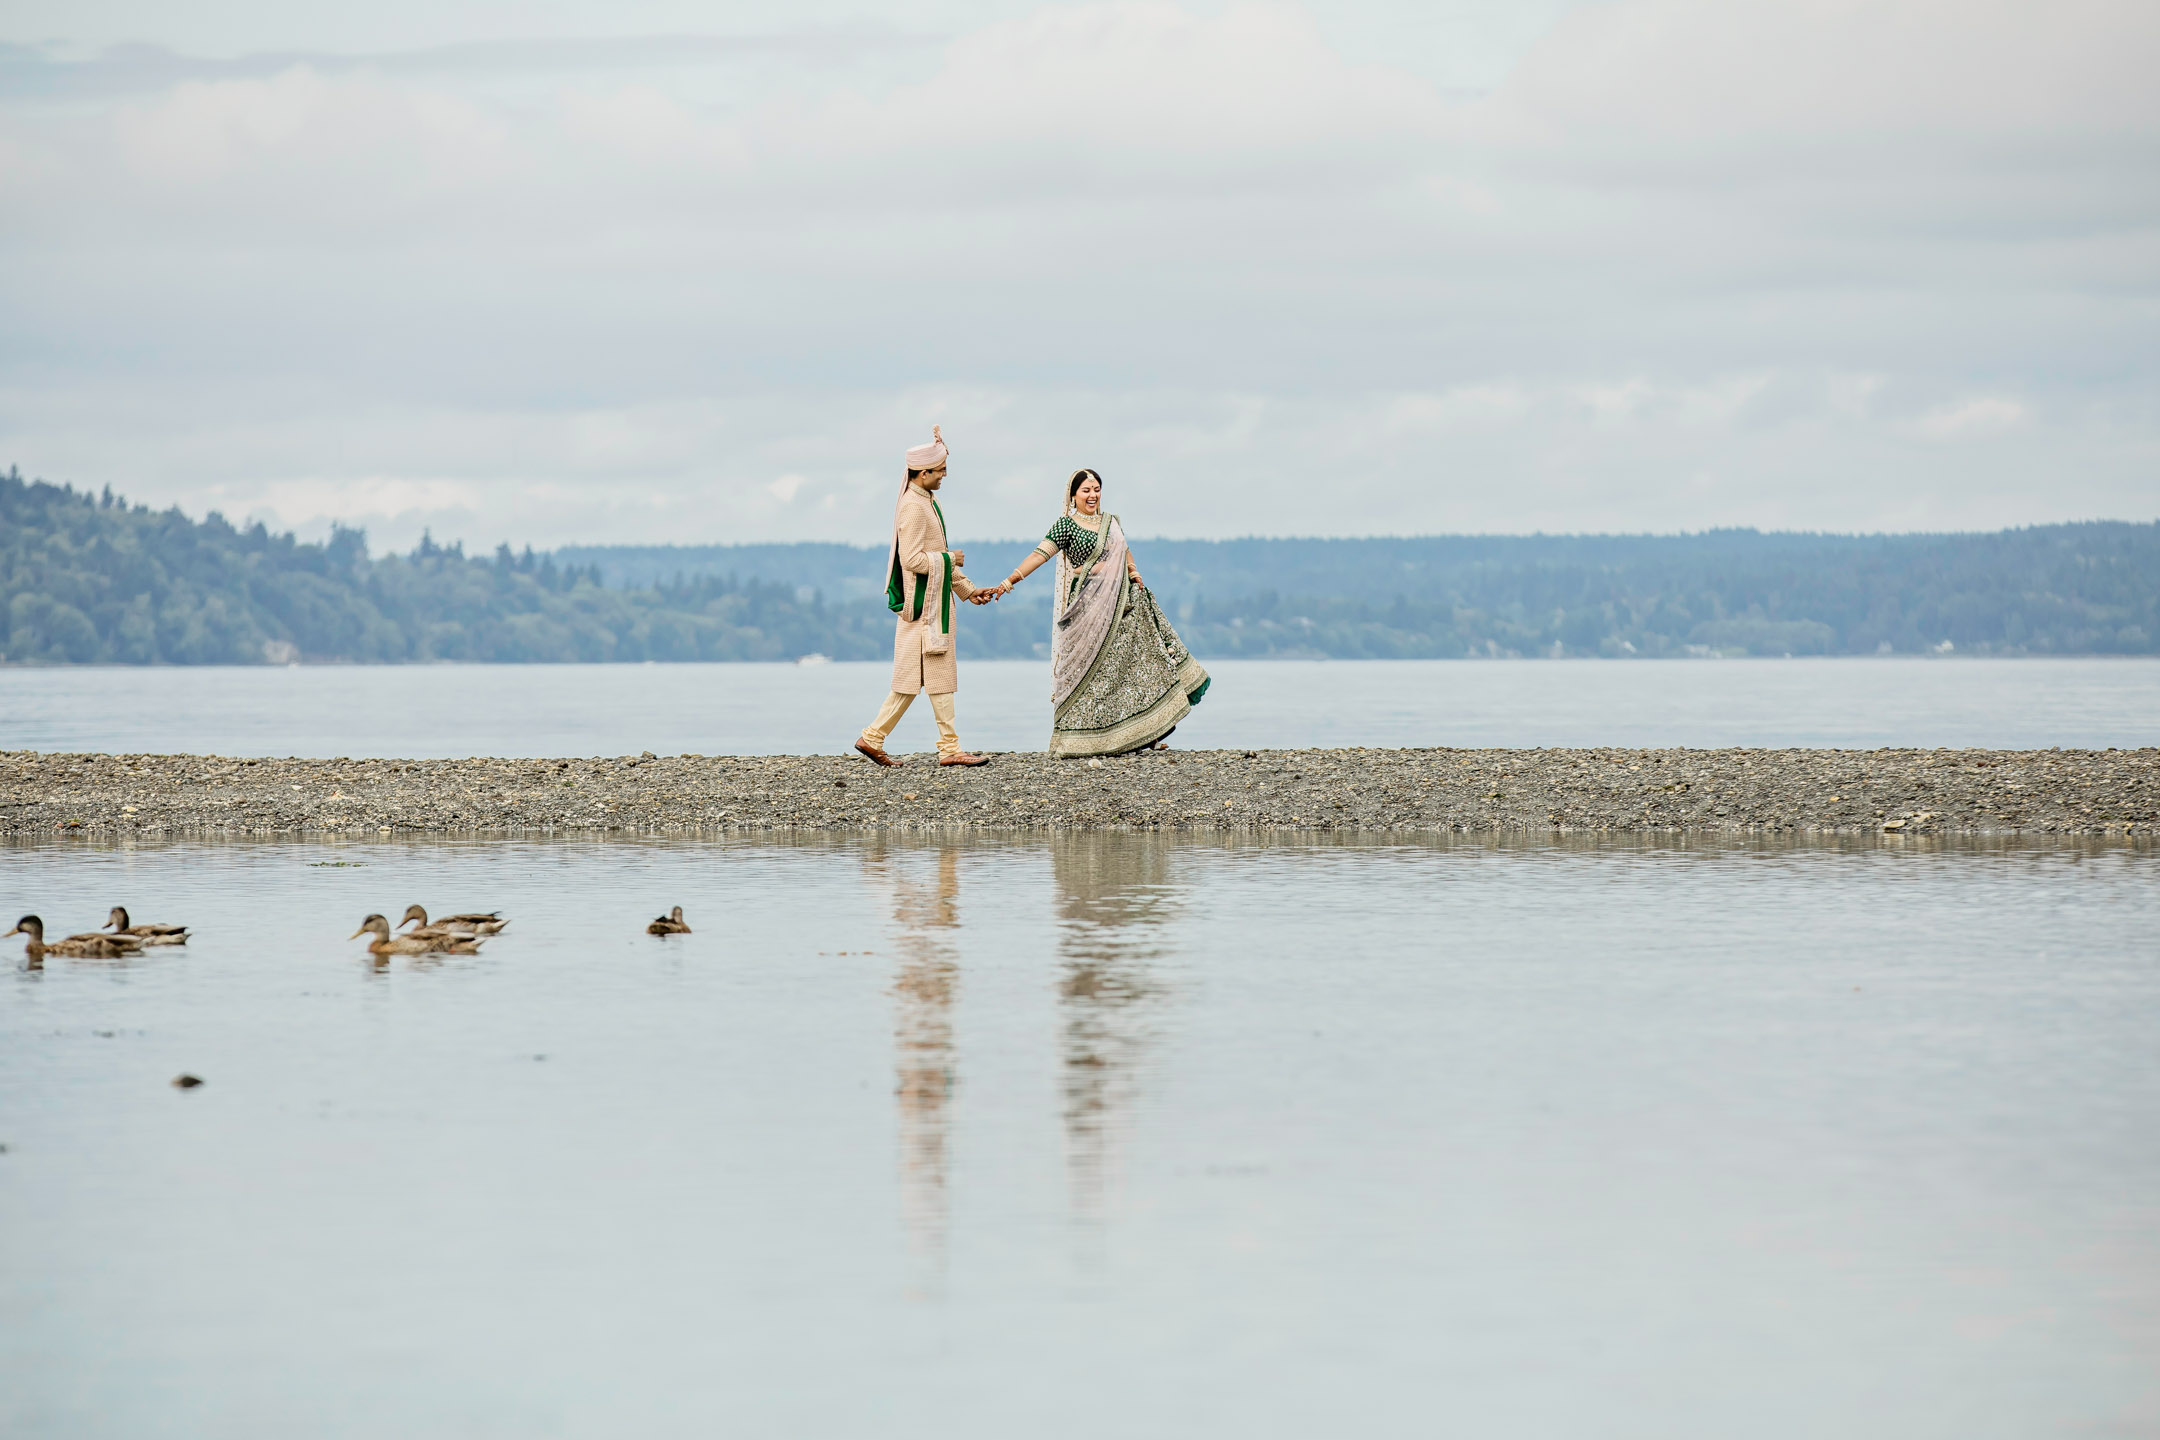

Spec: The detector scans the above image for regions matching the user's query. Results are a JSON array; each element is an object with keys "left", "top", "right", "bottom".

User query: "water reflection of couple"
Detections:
[
  {"left": 854, "top": 426, "right": 1210, "bottom": 767},
  {"left": 873, "top": 835, "right": 1172, "bottom": 1282}
]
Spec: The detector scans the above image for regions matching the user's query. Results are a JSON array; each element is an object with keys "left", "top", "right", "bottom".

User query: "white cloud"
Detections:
[
  {"left": 853, "top": 3, "right": 1444, "bottom": 175},
  {"left": 107, "top": 66, "right": 512, "bottom": 222},
  {"left": 231, "top": 474, "right": 488, "bottom": 543},
  {"left": 1490, "top": 0, "right": 2160, "bottom": 144},
  {"left": 0, "top": 0, "right": 2154, "bottom": 547},
  {"left": 1914, "top": 396, "right": 2028, "bottom": 439},
  {"left": 1382, "top": 386, "right": 1533, "bottom": 434},
  {"left": 8, "top": 371, "right": 2144, "bottom": 553}
]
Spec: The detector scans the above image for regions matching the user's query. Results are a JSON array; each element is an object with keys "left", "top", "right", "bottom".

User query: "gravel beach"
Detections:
[{"left": 3, "top": 746, "right": 2153, "bottom": 838}]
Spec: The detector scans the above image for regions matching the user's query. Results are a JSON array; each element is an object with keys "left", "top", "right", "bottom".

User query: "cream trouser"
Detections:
[{"left": 861, "top": 690, "right": 960, "bottom": 758}]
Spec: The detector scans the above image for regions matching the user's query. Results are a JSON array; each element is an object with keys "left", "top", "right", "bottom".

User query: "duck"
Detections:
[
  {"left": 351, "top": 913, "right": 485, "bottom": 956},
  {"left": 106, "top": 906, "right": 191, "bottom": 945},
  {"left": 6, "top": 915, "right": 140, "bottom": 959},
  {"left": 646, "top": 906, "right": 691, "bottom": 935},
  {"left": 397, "top": 904, "right": 509, "bottom": 937}
]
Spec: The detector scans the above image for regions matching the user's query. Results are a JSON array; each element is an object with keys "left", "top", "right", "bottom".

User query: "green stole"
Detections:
[{"left": 885, "top": 495, "right": 953, "bottom": 638}]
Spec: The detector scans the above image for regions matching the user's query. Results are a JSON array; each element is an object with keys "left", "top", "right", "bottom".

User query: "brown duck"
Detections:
[
  {"left": 352, "top": 913, "right": 485, "bottom": 956},
  {"left": 398, "top": 905, "right": 509, "bottom": 937},
  {"left": 106, "top": 906, "right": 191, "bottom": 945},
  {"left": 6, "top": 915, "right": 141, "bottom": 959},
  {"left": 646, "top": 906, "right": 691, "bottom": 936}
]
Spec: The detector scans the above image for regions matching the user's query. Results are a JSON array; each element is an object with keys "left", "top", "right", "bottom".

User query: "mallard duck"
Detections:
[
  {"left": 6, "top": 914, "right": 138, "bottom": 959},
  {"left": 646, "top": 906, "right": 690, "bottom": 935},
  {"left": 106, "top": 906, "right": 190, "bottom": 945},
  {"left": 351, "top": 913, "right": 484, "bottom": 956},
  {"left": 398, "top": 904, "right": 509, "bottom": 937}
]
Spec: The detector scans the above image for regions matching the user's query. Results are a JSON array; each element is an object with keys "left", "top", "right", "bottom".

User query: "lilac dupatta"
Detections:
[{"left": 1050, "top": 515, "right": 1126, "bottom": 708}]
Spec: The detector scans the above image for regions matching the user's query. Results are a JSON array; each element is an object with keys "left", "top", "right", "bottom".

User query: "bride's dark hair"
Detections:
[{"left": 1066, "top": 469, "right": 1102, "bottom": 509}]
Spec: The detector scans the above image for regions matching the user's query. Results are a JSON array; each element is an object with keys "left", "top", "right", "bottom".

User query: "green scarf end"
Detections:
[{"left": 886, "top": 495, "right": 955, "bottom": 630}]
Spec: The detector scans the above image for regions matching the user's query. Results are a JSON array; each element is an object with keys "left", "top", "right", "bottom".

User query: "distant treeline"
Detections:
[
  {"left": 0, "top": 470, "right": 898, "bottom": 664},
  {"left": 4, "top": 467, "right": 2154, "bottom": 664},
  {"left": 564, "top": 524, "right": 2160, "bottom": 659}
]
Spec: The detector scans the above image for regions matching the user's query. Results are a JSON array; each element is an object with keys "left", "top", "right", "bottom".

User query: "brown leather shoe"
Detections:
[
  {"left": 938, "top": 752, "right": 990, "bottom": 767},
  {"left": 854, "top": 740, "right": 900, "bottom": 767}
]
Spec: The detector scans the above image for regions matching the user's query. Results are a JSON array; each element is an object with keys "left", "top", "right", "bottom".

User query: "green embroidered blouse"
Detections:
[{"left": 1043, "top": 515, "right": 1103, "bottom": 564}]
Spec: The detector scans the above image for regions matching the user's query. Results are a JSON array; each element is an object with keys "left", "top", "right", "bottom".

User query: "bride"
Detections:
[{"left": 994, "top": 469, "right": 1210, "bottom": 757}]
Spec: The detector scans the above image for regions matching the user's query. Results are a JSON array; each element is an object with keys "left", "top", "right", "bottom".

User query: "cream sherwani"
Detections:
[
  {"left": 888, "top": 482, "right": 980, "bottom": 696},
  {"left": 861, "top": 481, "right": 981, "bottom": 760}
]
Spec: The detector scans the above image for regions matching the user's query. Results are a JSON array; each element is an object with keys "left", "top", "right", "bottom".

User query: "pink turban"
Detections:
[{"left": 905, "top": 426, "right": 948, "bottom": 472}]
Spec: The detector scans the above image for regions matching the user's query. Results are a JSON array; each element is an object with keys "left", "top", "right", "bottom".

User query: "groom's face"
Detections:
[{"left": 919, "top": 466, "right": 947, "bottom": 491}]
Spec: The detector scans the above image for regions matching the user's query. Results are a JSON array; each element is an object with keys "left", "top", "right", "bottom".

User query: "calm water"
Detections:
[
  {"left": 2, "top": 834, "right": 2155, "bottom": 1438},
  {"left": 2, "top": 658, "right": 2157, "bottom": 757}
]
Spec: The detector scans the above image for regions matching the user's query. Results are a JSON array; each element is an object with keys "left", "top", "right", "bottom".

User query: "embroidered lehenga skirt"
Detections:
[{"left": 1048, "top": 516, "right": 1210, "bottom": 758}]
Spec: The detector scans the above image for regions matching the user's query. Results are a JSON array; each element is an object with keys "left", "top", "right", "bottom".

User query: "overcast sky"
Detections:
[{"left": 2, "top": 0, "right": 2155, "bottom": 550}]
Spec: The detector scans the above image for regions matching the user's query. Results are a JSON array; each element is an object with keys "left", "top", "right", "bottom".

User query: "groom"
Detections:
[{"left": 854, "top": 426, "right": 995, "bottom": 767}]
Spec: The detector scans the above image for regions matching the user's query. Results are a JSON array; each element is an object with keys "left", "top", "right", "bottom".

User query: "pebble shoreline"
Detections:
[{"left": 3, "top": 746, "right": 2154, "bottom": 839}]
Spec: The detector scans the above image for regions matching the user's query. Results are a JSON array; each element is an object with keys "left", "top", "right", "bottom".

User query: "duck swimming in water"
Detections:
[
  {"left": 352, "top": 913, "right": 485, "bottom": 956},
  {"left": 6, "top": 915, "right": 139, "bottom": 959},
  {"left": 106, "top": 907, "right": 190, "bottom": 945},
  {"left": 646, "top": 906, "right": 690, "bottom": 936},
  {"left": 398, "top": 905, "right": 509, "bottom": 937}
]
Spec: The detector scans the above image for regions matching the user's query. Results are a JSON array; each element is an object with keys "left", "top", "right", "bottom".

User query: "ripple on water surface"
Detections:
[{"left": 2, "top": 833, "right": 2157, "bottom": 1439}]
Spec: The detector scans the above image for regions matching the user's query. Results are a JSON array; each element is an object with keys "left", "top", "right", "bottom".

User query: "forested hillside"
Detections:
[
  {"left": 1152, "top": 526, "right": 2160, "bottom": 658},
  {"left": 5, "top": 467, "right": 2154, "bottom": 663},
  {"left": 0, "top": 471, "right": 911, "bottom": 664},
  {"left": 565, "top": 523, "right": 2160, "bottom": 659}
]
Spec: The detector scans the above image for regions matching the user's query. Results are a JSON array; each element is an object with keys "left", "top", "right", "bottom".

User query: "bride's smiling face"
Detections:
[{"left": 1074, "top": 475, "right": 1102, "bottom": 515}]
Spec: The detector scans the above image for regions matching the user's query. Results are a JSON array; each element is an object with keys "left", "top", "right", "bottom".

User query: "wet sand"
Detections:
[{"left": 3, "top": 746, "right": 2153, "bottom": 837}]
